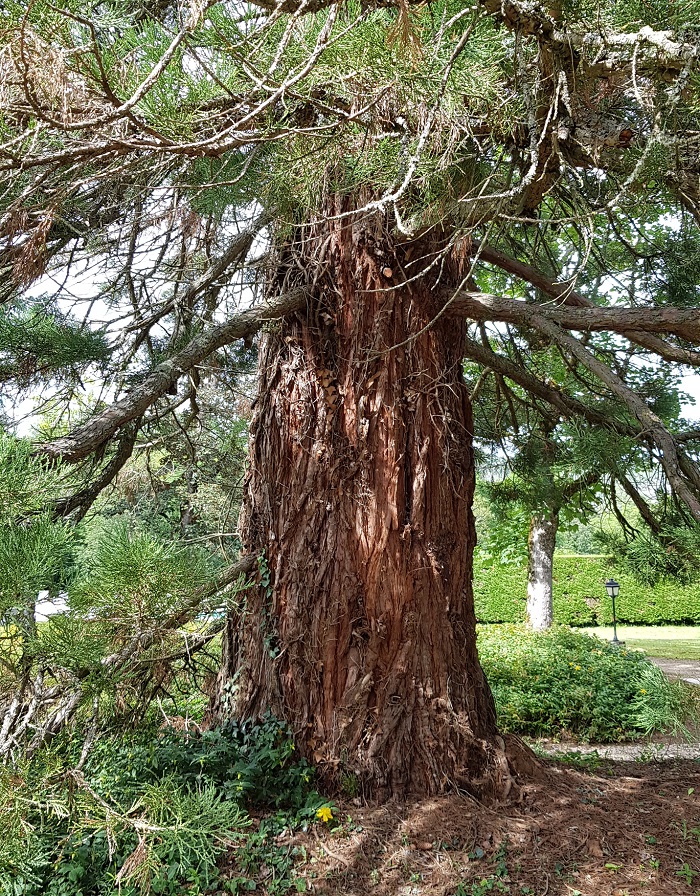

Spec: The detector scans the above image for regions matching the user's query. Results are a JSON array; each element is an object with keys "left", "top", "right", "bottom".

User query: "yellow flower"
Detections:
[
  {"left": 316, "top": 806, "right": 334, "bottom": 823},
  {"left": 639, "top": 688, "right": 647, "bottom": 694},
  {"left": 575, "top": 665, "right": 581, "bottom": 671}
]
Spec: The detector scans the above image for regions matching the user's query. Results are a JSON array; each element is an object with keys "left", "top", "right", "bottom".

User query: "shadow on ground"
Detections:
[{"left": 274, "top": 758, "right": 700, "bottom": 896}]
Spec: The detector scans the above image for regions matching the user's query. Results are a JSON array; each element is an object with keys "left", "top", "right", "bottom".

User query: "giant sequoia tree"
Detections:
[{"left": 2, "top": 0, "right": 700, "bottom": 798}]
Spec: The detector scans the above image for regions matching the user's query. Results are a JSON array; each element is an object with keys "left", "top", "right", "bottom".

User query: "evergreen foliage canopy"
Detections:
[{"left": 0, "top": 0, "right": 699, "bottom": 520}]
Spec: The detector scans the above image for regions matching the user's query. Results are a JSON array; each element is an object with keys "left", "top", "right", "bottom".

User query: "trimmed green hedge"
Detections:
[{"left": 473, "top": 553, "right": 700, "bottom": 626}]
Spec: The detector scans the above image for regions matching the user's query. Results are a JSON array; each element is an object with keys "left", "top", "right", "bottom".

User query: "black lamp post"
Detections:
[{"left": 604, "top": 578, "right": 621, "bottom": 646}]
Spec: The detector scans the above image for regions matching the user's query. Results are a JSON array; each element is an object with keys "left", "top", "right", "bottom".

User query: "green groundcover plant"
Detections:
[
  {"left": 4, "top": 630, "right": 698, "bottom": 894},
  {"left": 478, "top": 625, "right": 699, "bottom": 742},
  {"left": 0, "top": 716, "right": 329, "bottom": 896}
]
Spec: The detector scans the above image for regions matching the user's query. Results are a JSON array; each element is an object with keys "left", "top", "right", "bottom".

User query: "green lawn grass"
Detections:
[{"left": 581, "top": 625, "right": 700, "bottom": 660}]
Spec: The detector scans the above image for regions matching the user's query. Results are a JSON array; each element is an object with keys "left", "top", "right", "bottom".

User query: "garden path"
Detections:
[{"left": 651, "top": 657, "right": 700, "bottom": 686}]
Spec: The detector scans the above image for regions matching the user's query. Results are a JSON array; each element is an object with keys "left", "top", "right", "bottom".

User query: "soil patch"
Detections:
[{"left": 281, "top": 758, "right": 700, "bottom": 896}]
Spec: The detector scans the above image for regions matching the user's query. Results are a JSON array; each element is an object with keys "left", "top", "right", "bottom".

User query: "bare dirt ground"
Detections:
[
  {"left": 288, "top": 757, "right": 700, "bottom": 896},
  {"left": 233, "top": 663, "right": 700, "bottom": 895}
]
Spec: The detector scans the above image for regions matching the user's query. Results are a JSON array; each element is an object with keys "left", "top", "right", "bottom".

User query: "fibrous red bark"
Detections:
[{"left": 215, "top": 203, "right": 523, "bottom": 799}]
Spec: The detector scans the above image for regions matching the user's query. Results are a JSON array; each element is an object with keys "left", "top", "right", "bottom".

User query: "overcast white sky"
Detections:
[{"left": 682, "top": 373, "right": 700, "bottom": 421}]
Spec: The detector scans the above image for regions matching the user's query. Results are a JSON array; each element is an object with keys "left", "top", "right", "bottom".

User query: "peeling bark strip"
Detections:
[{"left": 220, "top": 204, "right": 515, "bottom": 800}]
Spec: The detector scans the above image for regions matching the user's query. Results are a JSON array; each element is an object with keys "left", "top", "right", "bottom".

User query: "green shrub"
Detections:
[
  {"left": 473, "top": 553, "right": 700, "bottom": 625},
  {"left": 0, "top": 717, "right": 322, "bottom": 896},
  {"left": 478, "top": 625, "right": 698, "bottom": 742},
  {"left": 86, "top": 713, "right": 315, "bottom": 810}
]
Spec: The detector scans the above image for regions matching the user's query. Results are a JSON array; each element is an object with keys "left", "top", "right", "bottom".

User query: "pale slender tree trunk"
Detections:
[
  {"left": 526, "top": 511, "right": 559, "bottom": 631},
  {"left": 213, "top": 201, "right": 535, "bottom": 799}
]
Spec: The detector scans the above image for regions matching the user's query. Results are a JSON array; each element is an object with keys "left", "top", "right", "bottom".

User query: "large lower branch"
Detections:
[
  {"left": 474, "top": 243, "right": 700, "bottom": 366},
  {"left": 40, "top": 291, "right": 306, "bottom": 462},
  {"left": 617, "top": 470, "right": 662, "bottom": 535},
  {"left": 53, "top": 421, "right": 140, "bottom": 520},
  {"left": 453, "top": 291, "right": 700, "bottom": 342}
]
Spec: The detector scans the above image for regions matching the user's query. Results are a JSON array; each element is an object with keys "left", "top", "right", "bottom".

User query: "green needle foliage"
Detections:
[
  {"left": 71, "top": 522, "right": 213, "bottom": 621},
  {"left": 0, "top": 428, "right": 243, "bottom": 757},
  {"left": 0, "top": 434, "right": 67, "bottom": 521},
  {"left": 0, "top": 435, "right": 75, "bottom": 624},
  {"left": 597, "top": 517, "right": 700, "bottom": 586},
  {"left": 0, "top": 718, "right": 323, "bottom": 896},
  {"left": 0, "top": 304, "right": 110, "bottom": 387}
]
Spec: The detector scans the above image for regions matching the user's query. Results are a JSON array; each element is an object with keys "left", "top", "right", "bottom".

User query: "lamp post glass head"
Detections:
[
  {"left": 605, "top": 578, "right": 620, "bottom": 598},
  {"left": 604, "top": 579, "right": 621, "bottom": 644}
]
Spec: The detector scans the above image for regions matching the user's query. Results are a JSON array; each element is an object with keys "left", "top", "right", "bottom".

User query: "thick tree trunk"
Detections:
[
  {"left": 526, "top": 511, "right": 559, "bottom": 631},
  {"left": 215, "top": 204, "right": 527, "bottom": 799}
]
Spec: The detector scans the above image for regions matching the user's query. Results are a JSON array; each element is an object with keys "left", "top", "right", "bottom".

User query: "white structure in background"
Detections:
[{"left": 34, "top": 590, "right": 68, "bottom": 622}]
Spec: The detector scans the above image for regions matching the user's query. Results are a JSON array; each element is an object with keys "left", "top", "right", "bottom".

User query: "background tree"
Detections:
[
  {"left": 475, "top": 421, "right": 603, "bottom": 631},
  {"left": 466, "top": 210, "right": 700, "bottom": 628},
  {"left": 2, "top": 0, "right": 700, "bottom": 798},
  {"left": 466, "top": 222, "right": 694, "bottom": 629}
]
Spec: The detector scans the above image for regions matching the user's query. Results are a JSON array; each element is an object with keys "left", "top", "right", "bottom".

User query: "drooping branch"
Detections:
[
  {"left": 526, "top": 315, "right": 700, "bottom": 521},
  {"left": 474, "top": 243, "right": 590, "bottom": 307},
  {"left": 473, "top": 243, "right": 700, "bottom": 367},
  {"left": 608, "top": 478, "right": 639, "bottom": 538},
  {"left": 464, "top": 328, "right": 700, "bottom": 500},
  {"left": 617, "top": 470, "right": 663, "bottom": 535},
  {"left": 463, "top": 333, "right": 638, "bottom": 437},
  {"left": 53, "top": 422, "right": 141, "bottom": 521},
  {"left": 40, "top": 289, "right": 307, "bottom": 462},
  {"left": 677, "top": 449, "right": 700, "bottom": 496}
]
